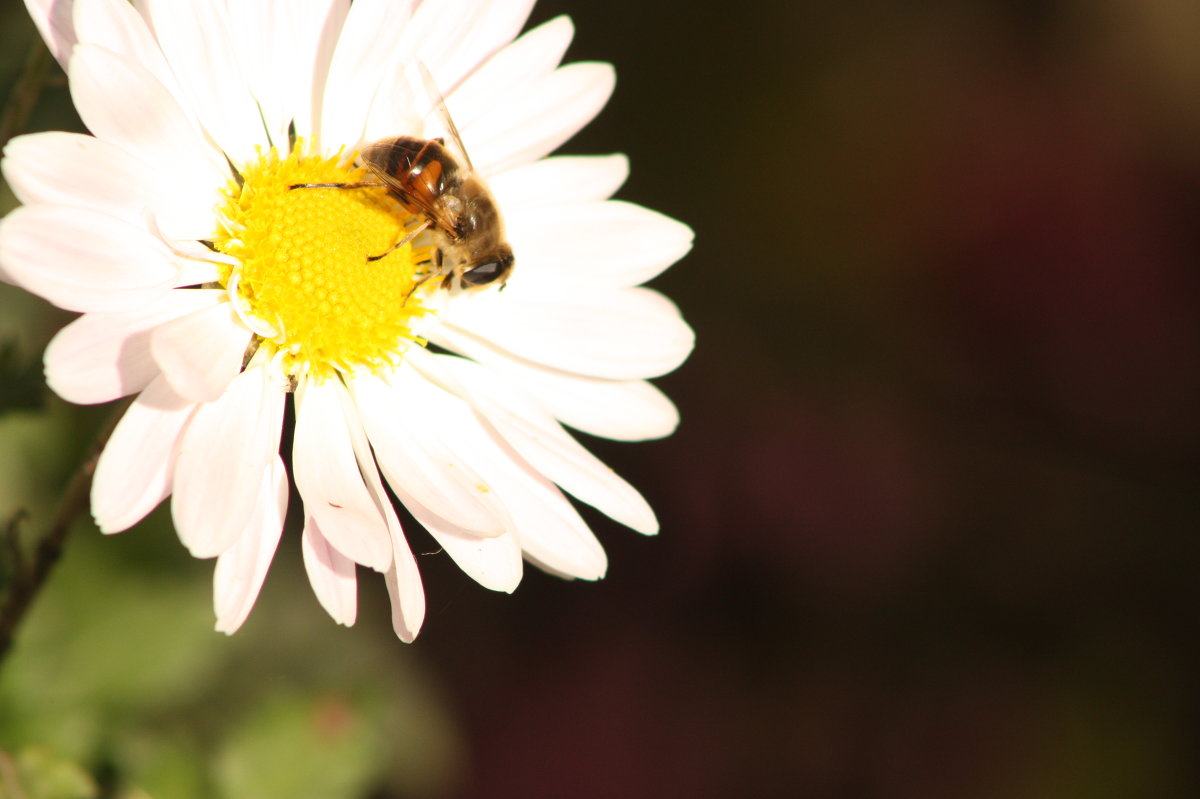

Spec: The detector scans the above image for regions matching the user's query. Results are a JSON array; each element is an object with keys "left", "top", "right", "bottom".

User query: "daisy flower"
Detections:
[{"left": 0, "top": 0, "right": 693, "bottom": 641}]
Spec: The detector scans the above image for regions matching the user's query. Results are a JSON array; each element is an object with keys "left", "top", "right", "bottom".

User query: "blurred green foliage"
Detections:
[
  {"left": 0, "top": 505, "right": 463, "bottom": 799},
  {"left": 0, "top": 340, "right": 45, "bottom": 415},
  {"left": 1, "top": 747, "right": 99, "bottom": 799}
]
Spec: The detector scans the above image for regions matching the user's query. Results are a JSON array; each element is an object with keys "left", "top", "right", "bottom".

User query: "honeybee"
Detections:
[
  {"left": 292, "top": 69, "right": 513, "bottom": 296},
  {"left": 359, "top": 134, "right": 514, "bottom": 291}
]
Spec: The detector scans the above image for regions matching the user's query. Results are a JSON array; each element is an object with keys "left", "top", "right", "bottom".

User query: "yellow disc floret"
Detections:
[{"left": 214, "top": 144, "right": 429, "bottom": 381}]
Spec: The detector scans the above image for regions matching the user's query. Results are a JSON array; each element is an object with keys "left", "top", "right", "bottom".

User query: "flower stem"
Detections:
[
  {"left": 0, "top": 37, "right": 54, "bottom": 152},
  {"left": 0, "top": 404, "right": 126, "bottom": 666}
]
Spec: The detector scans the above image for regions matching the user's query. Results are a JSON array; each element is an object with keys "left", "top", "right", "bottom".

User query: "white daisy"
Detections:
[{"left": 0, "top": 0, "right": 693, "bottom": 641}]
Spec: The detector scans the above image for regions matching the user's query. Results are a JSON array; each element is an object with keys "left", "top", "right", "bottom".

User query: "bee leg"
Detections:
[
  {"left": 367, "top": 219, "right": 431, "bottom": 262},
  {"left": 288, "top": 181, "right": 376, "bottom": 190},
  {"left": 401, "top": 272, "right": 437, "bottom": 306}
]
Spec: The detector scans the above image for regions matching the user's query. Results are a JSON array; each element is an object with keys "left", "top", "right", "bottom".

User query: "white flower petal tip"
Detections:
[
  {"left": 489, "top": 154, "right": 630, "bottom": 210},
  {"left": 445, "top": 287, "right": 695, "bottom": 381},
  {"left": 353, "top": 369, "right": 511, "bottom": 539},
  {"left": 525, "top": 550, "right": 607, "bottom": 583},
  {"left": 443, "top": 14, "right": 575, "bottom": 133},
  {"left": 506, "top": 200, "right": 694, "bottom": 288},
  {"left": 213, "top": 457, "right": 288, "bottom": 634},
  {"left": 436, "top": 530, "right": 525, "bottom": 594},
  {"left": 514, "top": 487, "right": 611, "bottom": 581},
  {"left": 24, "top": 0, "right": 77, "bottom": 66},
  {"left": 385, "top": 528, "right": 426, "bottom": 642},
  {"left": 90, "top": 375, "right": 195, "bottom": 534},
  {"left": 417, "top": 354, "right": 661, "bottom": 535},
  {"left": 42, "top": 291, "right": 206, "bottom": 406},
  {"left": 466, "top": 61, "right": 617, "bottom": 175},
  {"left": 302, "top": 517, "right": 358, "bottom": 627},
  {"left": 554, "top": 379, "right": 681, "bottom": 443},
  {"left": 427, "top": 328, "right": 683, "bottom": 442}
]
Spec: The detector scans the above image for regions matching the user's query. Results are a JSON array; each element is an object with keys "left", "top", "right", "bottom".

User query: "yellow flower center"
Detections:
[{"left": 213, "top": 144, "right": 429, "bottom": 381}]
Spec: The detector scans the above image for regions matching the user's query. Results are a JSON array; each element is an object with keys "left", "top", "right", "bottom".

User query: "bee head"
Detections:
[{"left": 460, "top": 245, "right": 514, "bottom": 289}]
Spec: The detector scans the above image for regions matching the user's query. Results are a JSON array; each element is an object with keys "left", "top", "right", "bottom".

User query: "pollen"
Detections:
[{"left": 214, "top": 144, "right": 429, "bottom": 381}]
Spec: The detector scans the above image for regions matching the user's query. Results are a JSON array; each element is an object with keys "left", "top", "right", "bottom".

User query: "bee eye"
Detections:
[{"left": 462, "top": 260, "right": 507, "bottom": 286}]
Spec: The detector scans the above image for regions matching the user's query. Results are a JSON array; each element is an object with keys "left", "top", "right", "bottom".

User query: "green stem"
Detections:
[{"left": 0, "top": 404, "right": 126, "bottom": 665}]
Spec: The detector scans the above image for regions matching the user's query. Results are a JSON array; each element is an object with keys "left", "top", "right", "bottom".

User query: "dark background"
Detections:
[{"left": 2, "top": 1, "right": 1200, "bottom": 797}]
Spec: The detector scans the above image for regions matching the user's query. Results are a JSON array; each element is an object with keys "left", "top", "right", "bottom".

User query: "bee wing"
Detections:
[
  {"left": 360, "top": 137, "right": 449, "bottom": 222},
  {"left": 417, "top": 61, "right": 476, "bottom": 174}
]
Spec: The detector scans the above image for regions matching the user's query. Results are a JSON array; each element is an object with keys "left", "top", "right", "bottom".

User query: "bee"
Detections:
[
  {"left": 292, "top": 70, "right": 513, "bottom": 297},
  {"left": 359, "top": 135, "right": 513, "bottom": 290}
]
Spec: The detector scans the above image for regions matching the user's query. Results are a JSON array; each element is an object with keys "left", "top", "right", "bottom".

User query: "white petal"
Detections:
[
  {"left": 213, "top": 455, "right": 287, "bottom": 634},
  {"left": 417, "top": 352, "right": 658, "bottom": 534},
  {"left": 359, "top": 58, "right": 424, "bottom": 144},
  {"left": 483, "top": 461, "right": 607, "bottom": 581},
  {"left": 400, "top": 0, "right": 496, "bottom": 89},
  {"left": 427, "top": 523, "right": 524, "bottom": 593},
  {"left": 68, "top": 43, "right": 229, "bottom": 185},
  {"left": 91, "top": 375, "right": 196, "bottom": 533},
  {"left": 443, "top": 286, "right": 695, "bottom": 380},
  {"left": 24, "top": 0, "right": 77, "bottom": 66},
  {"left": 2, "top": 132, "right": 215, "bottom": 241},
  {"left": 292, "top": 378, "right": 393, "bottom": 572},
  {"left": 506, "top": 200, "right": 694, "bottom": 289},
  {"left": 340, "top": 394, "right": 426, "bottom": 641},
  {"left": 225, "top": 0, "right": 345, "bottom": 148},
  {"left": 351, "top": 368, "right": 508, "bottom": 538},
  {"left": 151, "top": 301, "right": 250, "bottom": 403},
  {"left": 464, "top": 62, "right": 616, "bottom": 176},
  {"left": 383, "top": 528, "right": 425, "bottom": 642},
  {"left": 172, "top": 244, "right": 226, "bottom": 286},
  {"left": 172, "top": 364, "right": 285, "bottom": 558},
  {"left": 319, "top": 0, "right": 415, "bottom": 149},
  {"left": 445, "top": 15, "right": 574, "bottom": 132},
  {"left": 405, "top": 354, "right": 610, "bottom": 579},
  {"left": 45, "top": 288, "right": 220, "bottom": 405},
  {"left": 136, "top": 0, "right": 265, "bottom": 163},
  {"left": 71, "top": 5, "right": 230, "bottom": 231},
  {"left": 489, "top": 154, "right": 629, "bottom": 210},
  {"left": 0, "top": 204, "right": 179, "bottom": 313},
  {"left": 406, "top": 0, "right": 537, "bottom": 96},
  {"left": 428, "top": 324, "right": 681, "bottom": 440},
  {"left": 529, "top": 376, "right": 679, "bottom": 442},
  {"left": 421, "top": 376, "right": 608, "bottom": 580},
  {"left": 302, "top": 516, "right": 358, "bottom": 626},
  {"left": 372, "top": 368, "right": 524, "bottom": 591},
  {"left": 73, "top": 0, "right": 197, "bottom": 121},
  {"left": 291, "top": 0, "right": 352, "bottom": 141}
]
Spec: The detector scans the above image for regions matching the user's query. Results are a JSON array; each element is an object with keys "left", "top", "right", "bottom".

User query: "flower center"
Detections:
[{"left": 214, "top": 145, "right": 429, "bottom": 381}]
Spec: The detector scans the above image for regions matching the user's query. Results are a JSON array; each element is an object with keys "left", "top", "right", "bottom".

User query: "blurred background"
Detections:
[{"left": 2, "top": 0, "right": 1200, "bottom": 797}]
